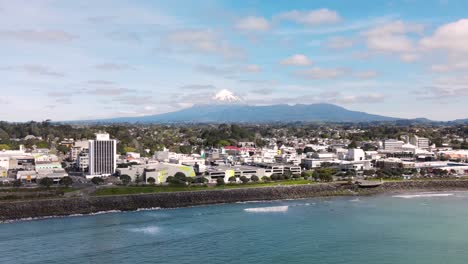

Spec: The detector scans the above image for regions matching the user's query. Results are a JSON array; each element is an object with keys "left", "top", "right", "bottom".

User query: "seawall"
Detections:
[{"left": 2, "top": 180, "right": 468, "bottom": 221}]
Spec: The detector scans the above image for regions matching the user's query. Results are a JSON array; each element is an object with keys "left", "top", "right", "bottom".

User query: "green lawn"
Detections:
[
  {"left": 0, "top": 187, "right": 76, "bottom": 193},
  {"left": 94, "top": 180, "right": 316, "bottom": 196}
]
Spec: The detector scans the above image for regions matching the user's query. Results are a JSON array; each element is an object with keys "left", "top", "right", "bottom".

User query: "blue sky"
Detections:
[{"left": 0, "top": 0, "right": 467, "bottom": 121}]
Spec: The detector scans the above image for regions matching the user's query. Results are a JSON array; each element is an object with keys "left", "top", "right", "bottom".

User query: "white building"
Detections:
[
  {"left": 77, "top": 151, "right": 89, "bottom": 172},
  {"left": 346, "top": 149, "right": 365, "bottom": 161},
  {"left": 382, "top": 139, "right": 404, "bottom": 152},
  {"left": 410, "top": 135, "right": 430, "bottom": 150},
  {"left": 70, "top": 140, "right": 89, "bottom": 161},
  {"left": 88, "top": 133, "right": 117, "bottom": 178}
]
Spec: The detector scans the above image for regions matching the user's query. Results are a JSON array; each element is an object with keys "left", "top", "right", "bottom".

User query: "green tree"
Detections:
[
  {"left": 59, "top": 176, "right": 73, "bottom": 187},
  {"left": 301, "top": 170, "right": 313, "bottom": 179},
  {"left": 251, "top": 175, "right": 260, "bottom": 182},
  {"left": 239, "top": 176, "right": 249, "bottom": 184},
  {"left": 261, "top": 176, "right": 270, "bottom": 182},
  {"left": 166, "top": 176, "right": 175, "bottom": 183},
  {"left": 0, "top": 144, "right": 11, "bottom": 150},
  {"left": 283, "top": 170, "right": 292, "bottom": 180},
  {"left": 185, "top": 177, "right": 194, "bottom": 184},
  {"left": 194, "top": 177, "right": 208, "bottom": 184},
  {"left": 56, "top": 145, "right": 70, "bottom": 155},
  {"left": 228, "top": 176, "right": 237, "bottom": 183},
  {"left": 270, "top": 174, "right": 281, "bottom": 181},
  {"left": 91, "top": 177, "right": 104, "bottom": 185},
  {"left": 217, "top": 140, "right": 231, "bottom": 147},
  {"left": 174, "top": 172, "right": 186, "bottom": 179},
  {"left": 348, "top": 141, "right": 358, "bottom": 149},
  {"left": 216, "top": 177, "right": 225, "bottom": 186},
  {"left": 119, "top": 174, "right": 131, "bottom": 185},
  {"left": 147, "top": 177, "right": 156, "bottom": 185},
  {"left": 39, "top": 177, "right": 54, "bottom": 188}
]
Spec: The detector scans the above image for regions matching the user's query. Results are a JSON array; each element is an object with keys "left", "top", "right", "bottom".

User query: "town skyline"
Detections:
[{"left": 1, "top": 0, "right": 468, "bottom": 121}]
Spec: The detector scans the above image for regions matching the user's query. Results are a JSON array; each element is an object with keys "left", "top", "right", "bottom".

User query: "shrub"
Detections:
[
  {"left": 194, "top": 177, "right": 208, "bottom": 184},
  {"left": 59, "top": 176, "right": 73, "bottom": 187},
  {"left": 239, "top": 176, "right": 249, "bottom": 184},
  {"left": 251, "top": 175, "right": 259, "bottom": 182},
  {"left": 39, "top": 177, "right": 54, "bottom": 188},
  {"left": 147, "top": 177, "right": 156, "bottom": 184},
  {"left": 261, "top": 176, "right": 270, "bottom": 182},
  {"left": 301, "top": 171, "right": 313, "bottom": 179},
  {"left": 185, "top": 177, "right": 194, "bottom": 184},
  {"left": 166, "top": 176, "right": 174, "bottom": 183},
  {"left": 13, "top": 180, "right": 22, "bottom": 188},
  {"left": 91, "top": 177, "right": 104, "bottom": 185},
  {"left": 119, "top": 174, "right": 131, "bottom": 185},
  {"left": 216, "top": 178, "right": 225, "bottom": 186},
  {"left": 228, "top": 176, "right": 237, "bottom": 183},
  {"left": 283, "top": 171, "right": 292, "bottom": 180},
  {"left": 167, "top": 176, "right": 186, "bottom": 185},
  {"left": 174, "top": 172, "right": 186, "bottom": 179},
  {"left": 270, "top": 174, "right": 280, "bottom": 181}
]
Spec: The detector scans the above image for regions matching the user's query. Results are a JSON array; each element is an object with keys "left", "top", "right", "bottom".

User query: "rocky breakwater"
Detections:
[
  {"left": 377, "top": 180, "right": 468, "bottom": 192},
  {"left": 0, "top": 183, "right": 345, "bottom": 221},
  {"left": 3, "top": 180, "right": 468, "bottom": 222}
]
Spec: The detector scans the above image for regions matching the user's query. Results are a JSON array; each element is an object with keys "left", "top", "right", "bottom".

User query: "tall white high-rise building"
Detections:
[
  {"left": 409, "top": 135, "right": 430, "bottom": 149},
  {"left": 88, "top": 132, "right": 116, "bottom": 177}
]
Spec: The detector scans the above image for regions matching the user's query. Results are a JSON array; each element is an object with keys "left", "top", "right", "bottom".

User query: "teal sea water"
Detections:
[{"left": 2, "top": 192, "right": 468, "bottom": 264}]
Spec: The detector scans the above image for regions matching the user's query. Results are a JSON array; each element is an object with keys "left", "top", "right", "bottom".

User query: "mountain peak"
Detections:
[{"left": 212, "top": 89, "right": 241, "bottom": 103}]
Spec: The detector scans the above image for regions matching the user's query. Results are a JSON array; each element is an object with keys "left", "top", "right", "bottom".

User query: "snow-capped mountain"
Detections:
[{"left": 212, "top": 89, "right": 242, "bottom": 103}]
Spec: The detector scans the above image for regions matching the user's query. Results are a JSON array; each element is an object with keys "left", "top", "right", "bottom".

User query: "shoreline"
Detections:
[{"left": 2, "top": 180, "right": 468, "bottom": 222}]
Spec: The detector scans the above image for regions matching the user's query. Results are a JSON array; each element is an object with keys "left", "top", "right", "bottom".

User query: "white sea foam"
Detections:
[
  {"left": 244, "top": 206, "right": 289, "bottom": 213},
  {"left": 128, "top": 226, "right": 160, "bottom": 235},
  {"left": 0, "top": 210, "right": 122, "bottom": 224},
  {"left": 393, "top": 193, "right": 454, "bottom": 199},
  {"left": 350, "top": 198, "right": 360, "bottom": 202},
  {"left": 136, "top": 207, "right": 161, "bottom": 212}
]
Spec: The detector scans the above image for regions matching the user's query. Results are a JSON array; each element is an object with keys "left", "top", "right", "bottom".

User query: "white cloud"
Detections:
[
  {"left": 430, "top": 61, "right": 468, "bottom": 73},
  {"left": 416, "top": 75, "right": 468, "bottom": 100},
  {"left": 244, "top": 64, "right": 262, "bottom": 73},
  {"left": 324, "top": 36, "right": 355, "bottom": 49},
  {"left": 0, "top": 29, "right": 77, "bottom": 43},
  {"left": 400, "top": 53, "right": 420, "bottom": 63},
  {"left": 354, "top": 71, "right": 378, "bottom": 79},
  {"left": 95, "top": 63, "right": 132, "bottom": 71},
  {"left": 163, "top": 29, "right": 244, "bottom": 59},
  {"left": 280, "top": 54, "right": 312, "bottom": 66},
  {"left": 0, "top": 64, "right": 65, "bottom": 77},
  {"left": 420, "top": 19, "right": 468, "bottom": 54},
  {"left": 298, "top": 67, "right": 349, "bottom": 79},
  {"left": 336, "top": 93, "right": 385, "bottom": 104},
  {"left": 87, "top": 87, "right": 134, "bottom": 96},
  {"left": 277, "top": 9, "right": 341, "bottom": 26},
  {"left": 363, "top": 20, "right": 424, "bottom": 53},
  {"left": 235, "top": 16, "right": 270, "bottom": 32}
]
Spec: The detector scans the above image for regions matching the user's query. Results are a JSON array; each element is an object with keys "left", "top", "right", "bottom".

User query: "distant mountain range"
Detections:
[
  {"left": 64, "top": 102, "right": 468, "bottom": 124},
  {"left": 76, "top": 103, "right": 403, "bottom": 124},
  {"left": 64, "top": 90, "right": 467, "bottom": 124}
]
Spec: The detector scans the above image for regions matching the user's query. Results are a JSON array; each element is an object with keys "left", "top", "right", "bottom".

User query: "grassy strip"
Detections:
[
  {"left": 0, "top": 187, "right": 76, "bottom": 193},
  {"left": 94, "top": 180, "right": 316, "bottom": 196}
]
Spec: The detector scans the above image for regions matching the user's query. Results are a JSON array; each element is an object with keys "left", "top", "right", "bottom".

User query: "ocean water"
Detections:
[{"left": 2, "top": 192, "right": 468, "bottom": 264}]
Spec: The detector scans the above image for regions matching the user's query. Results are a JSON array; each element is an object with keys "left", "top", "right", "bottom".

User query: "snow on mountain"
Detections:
[{"left": 212, "top": 89, "right": 242, "bottom": 103}]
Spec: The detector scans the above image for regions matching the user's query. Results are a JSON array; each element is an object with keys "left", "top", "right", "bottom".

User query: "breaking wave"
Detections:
[
  {"left": 393, "top": 193, "right": 454, "bottom": 199},
  {"left": 128, "top": 226, "right": 160, "bottom": 235},
  {"left": 244, "top": 206, "right": 289, "bottom": 213}
]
